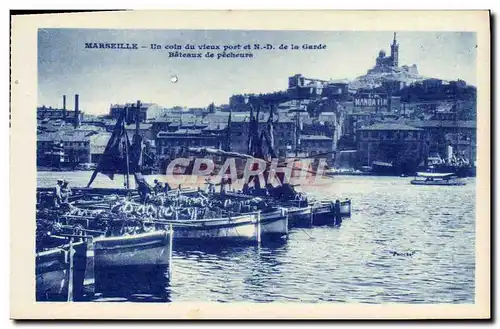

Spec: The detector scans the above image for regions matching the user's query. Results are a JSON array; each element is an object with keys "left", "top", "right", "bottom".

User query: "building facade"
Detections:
[
  {"left": 37, "top": 94, "right": 83, "bottom": 127},
  {"left": 406, "top": 120, "right": 477, "bottom": 163},
  {"left": 37, "top": 132, "right": 91, "bottom": 167},
  {"left": 356, "top": 123, "right": 425, "bottom": 170},
  {"left": 299, "top": 135, "right": 334, "bottom": 164},
  {"left": 109, "top": 101, "right": 157, "bottom": 123}
]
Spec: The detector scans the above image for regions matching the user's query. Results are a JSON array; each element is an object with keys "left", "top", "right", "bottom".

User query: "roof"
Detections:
[
  {"left": 358, "top": 123, "right": 423, "bottom": 131},
  {"left": 300, "top": 135, "right": 333, "bottom": 141},
  {"left": 406, "top": 120, "right": 476, "bottom": 129},
  {"left": 90, "top": 133, "right": 112, "bottom": 153},
  {"left": 74, "top": 125, "right": 105, "bottom": 132},
  {"left": 157, "top": 129, "right": 205, "bottom": 138},
  {"left": 38, "top": 131, "right": 91, "bottom": 142},
  {"left": 125, "top": 123, "right": 153, "bottom": 130},
  {"left": 172, "top": 129, "right": 202, "bottom": 135},
  {"left": 203, "top": 122, "right": 228, "bottom": 131},
  {"left": 110, "top": 102, "right": 156, "bottom": 109}
]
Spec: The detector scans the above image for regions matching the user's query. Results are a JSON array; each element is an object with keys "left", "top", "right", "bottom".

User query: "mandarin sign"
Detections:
[{"left": 354, "top": 93, "right": 388, "bottom": 107}]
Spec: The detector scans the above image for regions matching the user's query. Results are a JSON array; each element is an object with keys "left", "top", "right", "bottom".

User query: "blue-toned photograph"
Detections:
[{"left": 35, "top": 29, "right": 476, "bottom": 304}]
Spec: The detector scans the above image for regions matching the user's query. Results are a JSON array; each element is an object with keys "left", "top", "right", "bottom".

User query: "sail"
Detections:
[{"left": 87, "top": 111, "right": 131, "bottom": 187}]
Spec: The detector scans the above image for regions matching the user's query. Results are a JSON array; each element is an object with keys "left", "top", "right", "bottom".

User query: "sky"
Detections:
[{"left": 38, "top": 29, "right": 477, "bottom": 115}]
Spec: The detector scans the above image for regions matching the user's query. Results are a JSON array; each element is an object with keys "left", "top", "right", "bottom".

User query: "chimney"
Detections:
[
  {"left": 135, "top": 100, "right": 141, "bottom": 136},
  {"left": 74, "top": 94, "right": 80, "bottom": 128},
  {"left": 63, "top": 95, "right": 67, "bottom": 118}
]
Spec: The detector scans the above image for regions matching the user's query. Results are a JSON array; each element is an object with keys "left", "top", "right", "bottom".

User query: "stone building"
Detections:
[
  {"left": 37, "top": 94, "right": 83, "bottom": 127},
  {"left": 299, "top": 135, "right": 335, "bottom": 164},
  {"left": 37, "top": 131, "right": 91, "bottom": 167},
  {"left": 356, "top": 122, "right": 425, "bottom": 169},
  {"left": 366, "top": 33, "right": 418, "bottom": 75},
  {"left": 109, "top": 101, "right": 159, "bottom": 123},
  {"left": 405, "top": 120, "right": 477, "bottom": 163}
]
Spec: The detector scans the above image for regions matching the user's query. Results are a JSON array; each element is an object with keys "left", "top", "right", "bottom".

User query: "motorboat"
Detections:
[{"left": 410, "top": 172, "right": 466, "bottom": 186}]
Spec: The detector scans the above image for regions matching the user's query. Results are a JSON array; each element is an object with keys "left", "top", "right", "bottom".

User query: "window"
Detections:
[
  {"left": 371, "top": 131, "right": 379, "bottom": 138},
  {"left": 362, "top": 131, "right": 368, "bottom": 139},
  {"left": 387, "top": 131, "right": 394, "bottom": 139}
]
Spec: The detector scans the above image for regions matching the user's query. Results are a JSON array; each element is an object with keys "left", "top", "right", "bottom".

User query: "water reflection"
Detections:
[{"left": 91, "top": 265, "right": 171, "bottom": 302}]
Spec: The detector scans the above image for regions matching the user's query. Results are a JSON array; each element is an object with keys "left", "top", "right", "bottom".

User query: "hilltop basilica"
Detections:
[{"left": 367, "top": 33, "right": 419, "bottom": 75}]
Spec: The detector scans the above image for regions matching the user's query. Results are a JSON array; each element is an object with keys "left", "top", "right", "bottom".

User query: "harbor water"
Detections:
[{"left": 37, "top": 172, "right": 476, "bottom": 303}]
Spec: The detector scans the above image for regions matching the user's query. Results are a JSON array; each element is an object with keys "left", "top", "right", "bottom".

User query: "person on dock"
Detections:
[{"left": 53, "top": 179, "right": 64, "bottom": 208}]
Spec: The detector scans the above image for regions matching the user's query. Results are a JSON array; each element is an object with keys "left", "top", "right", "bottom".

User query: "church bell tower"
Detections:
[{"left": 390, "top": 32, "right": 399, "bottom": 67}]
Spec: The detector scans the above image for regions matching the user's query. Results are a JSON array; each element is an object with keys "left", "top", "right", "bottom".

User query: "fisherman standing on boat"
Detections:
[
  {"left": 138, "top": 180, "right": 152, "bottom": 203},
  {"left": 53, "top": 179, "right": 63, "bottom": 208},
  {"left": 153, "top": 179, "right": 164, "bottom": 194},
  {"left": 60, "top": 180, "right": 72, "bottom": 204},
  {"left": 163, "top": 181, "right": 171, "bottom": 193}
]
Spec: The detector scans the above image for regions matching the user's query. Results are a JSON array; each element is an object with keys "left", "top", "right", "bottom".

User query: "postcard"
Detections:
[{"left": 10, "top": 10, "right": 490, "bottom": 319}]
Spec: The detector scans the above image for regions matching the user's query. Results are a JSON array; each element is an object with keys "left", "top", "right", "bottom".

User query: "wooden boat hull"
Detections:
[
  {"left": 410, "top": 180, "right": 466, "bottom": 186},
  {"left": 260, "top": 208, "right": 289, "bottom": 240},
  {"left": 287, "top": 206, "right": 313, "bottom": 228},
  {"left": 36, "top": 242, "right": 87, "bottom": 301},
  {"left": 93, "top": 230, "right": 172, "bottom": 268},
  {"left": 166, "top": 213, "right": 260, "bottom": 245},
  {"left": 92, "top": 230, "right": 173, "bottom": 294},
  {"left": 340, "top": 199, "right": 352, "bottom": 217}
]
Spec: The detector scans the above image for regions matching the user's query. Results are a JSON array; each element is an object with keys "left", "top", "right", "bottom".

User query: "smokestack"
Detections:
[
  {"left": 136, "top": 100, "right": 141, "bottom": 132},
  {"left": 63, "top": 95, "right": 67, "bottom": 118},
  {"left": 74, "top": 94, "right": 80, "bottom": 128}
]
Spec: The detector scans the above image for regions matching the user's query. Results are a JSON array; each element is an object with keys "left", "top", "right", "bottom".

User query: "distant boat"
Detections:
[
  {"left": 370, "top": 161, "right": 396, "bottom": 175},
  {"left": 410, "top": 172, "right": 466, "bottom": 186},
  {"left": 74, "top": 163, "right": 97, "bottom": 171}
]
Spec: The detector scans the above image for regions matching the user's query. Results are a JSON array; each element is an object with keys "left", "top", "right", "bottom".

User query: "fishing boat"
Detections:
[
  {"left": 339, "top": 199, "right": 352, "bottom": 216},
  {"left": 310, "top": 201, "right": 336, "bottom": 226},
  {"left": 285, "top": 204, "right": 313, "bottom": 228},
  {"left": 156, "top": 213, "right": 261, "bottom": 245},
  {"left": 259, "top": 207, "right": 289, "bottom": 239},
  {"left": 36, "top": 240, "right": 88, "bottom": 301},
  {"left": 410, "top": 172, "right": 466, "bottom": 186},
  {"left": 92, "top": 229, "right": 173, "bottom": 269},
  {"left": 91, "top": 229, "right": 173, "bottom": 292}
]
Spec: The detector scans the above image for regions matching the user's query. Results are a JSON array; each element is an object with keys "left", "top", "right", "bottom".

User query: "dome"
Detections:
[{"left": 378, "top": 50, "right": 386, "bottom": 57}]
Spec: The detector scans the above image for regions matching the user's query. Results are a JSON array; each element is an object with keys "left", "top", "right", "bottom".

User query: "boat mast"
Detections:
[
  {"left": 124, "top": 106, "right": 130, "bottom": 189},
  {"left": 136, "top": 100, "right": 141, "bottom": 137}
]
